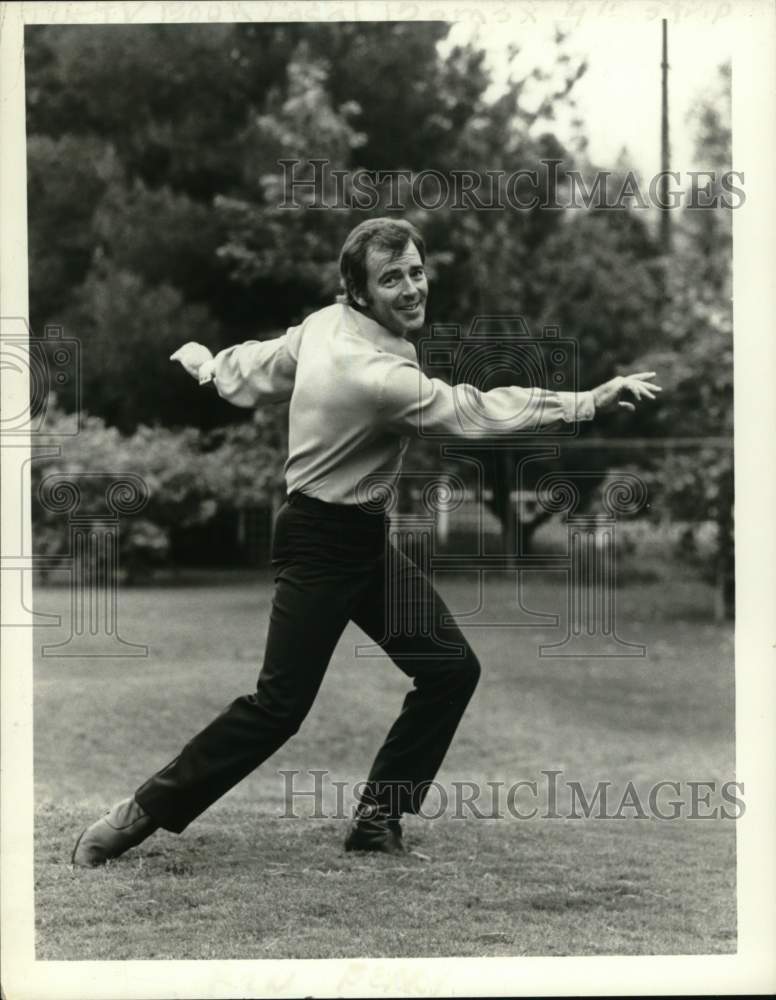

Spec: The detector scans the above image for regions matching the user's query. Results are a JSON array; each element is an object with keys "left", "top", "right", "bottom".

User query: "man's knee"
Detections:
[
  {"left": 243, "top": 687, "right": 312, "bottom": 738},
  {"left": 459, "top": 647, "right": 481, "bottom": 692},
  {"left": 438, "top": 644, "right": 480, "bottom": 696}
]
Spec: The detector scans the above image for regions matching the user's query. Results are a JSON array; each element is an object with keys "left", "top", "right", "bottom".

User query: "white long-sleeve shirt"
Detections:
[{"left": 200, "top": 303, "right": 595, "bottom": 504}]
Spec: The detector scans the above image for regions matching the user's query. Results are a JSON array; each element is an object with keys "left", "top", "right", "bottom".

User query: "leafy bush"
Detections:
[{"left": 32, "top": 397, "right": 287, "bottom": 580}]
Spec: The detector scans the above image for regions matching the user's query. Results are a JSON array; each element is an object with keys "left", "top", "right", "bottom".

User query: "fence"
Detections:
[{"left": 8, "top": 436, "right": 733, "bottom": 662}]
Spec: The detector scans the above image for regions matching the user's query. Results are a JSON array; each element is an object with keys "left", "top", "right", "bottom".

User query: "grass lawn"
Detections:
[{"left": 33, "top": 569, "right": 736, "bottom": 960}]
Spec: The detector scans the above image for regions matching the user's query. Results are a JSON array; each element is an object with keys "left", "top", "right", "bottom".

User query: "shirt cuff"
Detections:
[
  {"left": 576, "top": 390, "right": 596, "bottom": 421},
  {"left": 198, "top": 358, "right": 216, "bottom": 385},
  {"left": 558, "top": 390, "right": 596, "bottom": 423}
]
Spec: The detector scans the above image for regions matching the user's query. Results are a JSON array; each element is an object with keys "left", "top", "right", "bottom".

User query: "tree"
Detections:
[
  {"left": 630, "top": 63, "right": 733, "bottom": 618},
  {"left": 26, "top": 134, "right": 117, "bottom": 331},
  {"left": 213, "top": 26, "right": 661, "bottom": 552},
  {"left": 58, "top": 262, "right": 224, "bottom": 432},
  {"left": 25, "top": 22, "right": 680, "bottom": 564},
  {"left": 25, "top": 23, "right": 488, "bottom": 428}
]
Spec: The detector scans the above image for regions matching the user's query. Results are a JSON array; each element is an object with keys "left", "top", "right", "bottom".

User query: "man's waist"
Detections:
[{"left": 286, "top": 490, "right": 389, "bottom": 523}]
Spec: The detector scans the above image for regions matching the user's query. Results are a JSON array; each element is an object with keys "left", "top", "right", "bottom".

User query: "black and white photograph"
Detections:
[{"left": 1, "top": 1, "right": 774, "bottom": 997}]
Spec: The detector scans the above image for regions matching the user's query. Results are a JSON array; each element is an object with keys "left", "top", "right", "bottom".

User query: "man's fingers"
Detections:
[
  {"left": 624, "top": 379, "right": 662, "bottom": 400},
  {"left": 624, "top": 374, "right": 663, "bottom": 392},
  {"left": 618, "top": 400, "right": 636, "bottom": 411}
]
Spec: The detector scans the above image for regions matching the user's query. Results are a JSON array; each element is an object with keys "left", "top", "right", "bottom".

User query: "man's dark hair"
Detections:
[{"left": 337, "top": 217, "right": 426, "bottom": 308}]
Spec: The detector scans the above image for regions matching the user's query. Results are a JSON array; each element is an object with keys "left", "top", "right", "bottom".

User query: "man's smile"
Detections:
[{"left": 360, "top": 239, "right": 429, "bottom": 334}]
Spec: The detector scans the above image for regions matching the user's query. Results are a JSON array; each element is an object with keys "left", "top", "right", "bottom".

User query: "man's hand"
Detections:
[
  {"left": 170, "top": 342, "right": 214, "bottom": 380},
  {"left": 592, "top": 372, "right": 662, "bottom": 414}
]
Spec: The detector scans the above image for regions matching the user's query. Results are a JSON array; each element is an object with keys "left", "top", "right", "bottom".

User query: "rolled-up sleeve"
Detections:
[
  {"left": 378, "top": 358, "right": 595, "bottom": 436},
  {"left": 206, "top": 326, "right": 303, "bottom": 408}
]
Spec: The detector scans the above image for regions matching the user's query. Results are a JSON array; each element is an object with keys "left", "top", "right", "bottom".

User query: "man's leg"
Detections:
[
  {"left": 73, "top": 569, "right": 352, "bottom": 865},
  {"left": 348, "top": 544, "right": 481, "bottom": 836},
  {"left": 72, "top": 499, "right": 384, "bottom": 865},
  {"left": 133, "top": 565, "right": 354, "bottom": 833}
]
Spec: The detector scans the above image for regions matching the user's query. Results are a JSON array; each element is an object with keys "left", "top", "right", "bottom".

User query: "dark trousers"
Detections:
[{"left": 134, "top": 492, "right": 481, "bottom": 833}]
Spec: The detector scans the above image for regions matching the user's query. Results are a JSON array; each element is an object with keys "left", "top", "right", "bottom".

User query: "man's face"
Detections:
[{"left": 357, "top": 240, "right": 428, "bottom": 337}]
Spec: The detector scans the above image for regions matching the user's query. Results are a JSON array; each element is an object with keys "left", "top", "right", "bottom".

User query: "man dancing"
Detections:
[{"left": 72, "top": 217, "right": 660, "bottom": 866}]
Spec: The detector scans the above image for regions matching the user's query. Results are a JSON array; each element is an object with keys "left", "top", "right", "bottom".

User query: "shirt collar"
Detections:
[{"left": 342, "top": 304, "right": 418, "bottom": 363}]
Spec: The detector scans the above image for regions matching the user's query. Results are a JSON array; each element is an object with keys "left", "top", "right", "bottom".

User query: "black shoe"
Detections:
[
  {"left": 72, "top": 796, "right": 158, "bottom": 868},
  {"left": 344, "top": 804, "right": 404, "bottom": 855}
]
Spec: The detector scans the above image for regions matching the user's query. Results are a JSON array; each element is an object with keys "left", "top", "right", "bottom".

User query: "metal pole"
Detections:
[{"left": 660, "top": 18, "right": 672, "bottom": 254}]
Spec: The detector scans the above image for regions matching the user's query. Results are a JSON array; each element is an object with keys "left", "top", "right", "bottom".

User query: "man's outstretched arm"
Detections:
[
  {"left": 377, "top": 359, "right": 661, "bottom": 436},
  {"left": 170, "top": 326, "right": 303, "bottom": 408}
]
